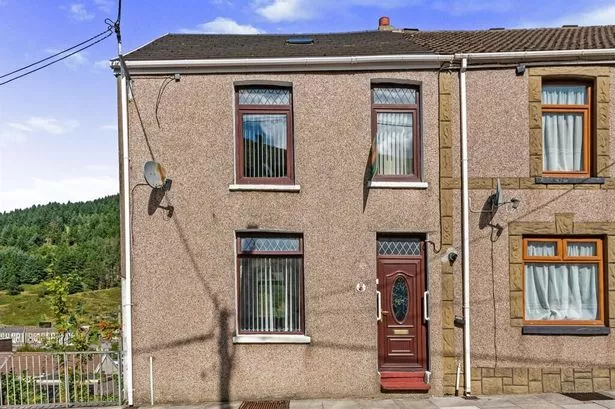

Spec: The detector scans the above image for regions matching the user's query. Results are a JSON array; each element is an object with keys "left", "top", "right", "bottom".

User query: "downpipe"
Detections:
[
  {"left": 120, "top": 73, "right": 134, "bottom": 406},
  {"left": 459, "top": 57, "right": 472, "bottom": 397}
]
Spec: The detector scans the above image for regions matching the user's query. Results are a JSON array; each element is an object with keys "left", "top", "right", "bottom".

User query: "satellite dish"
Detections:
[
  {"left": 144, "top": 161, "right": 172, "bottom": 191},
  {"left": 491, "top": 178, "right": 505, "bottom": 210}
]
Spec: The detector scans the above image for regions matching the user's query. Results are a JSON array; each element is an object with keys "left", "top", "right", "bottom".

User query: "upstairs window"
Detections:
[
  {"left": 523, "top": 237, "right": 604, "bottom": 326},
  {"left": 542, "top": 83, "right": 592, "bottom": 177},
  {"left": 236, "top": 87, "right": 294, "bottom": 184},
  {"left": 371, "top": 85, "right": 421, "bottom": 181}
]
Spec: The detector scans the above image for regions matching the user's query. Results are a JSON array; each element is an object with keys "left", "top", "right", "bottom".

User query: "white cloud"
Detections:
[
  {"left": 94, "top": 59, "right": 111, "bottom": 70},
  {"left": 211, "top": 0, "right": 233, "bottom": 6},
  {"left": 431, "top": 0, "right": 513, "bottom": 15},
  {"left": 255, "top": 0, "right": 314, "bottom": 22},
  {"left": 94, "top": 0, "right": 114, "bottom": 13},
  {"left": 7, "top": 123, "right": 32, "bottom": 132},
  {"left": 7, "top": 117, "right": 79, "bottom": 135},
  {"left": 0, "top": 129, "right": 27, "bottom": 148},
  {"left": 69, "top": 3, "right": 95, "bottom": 20},
  {"left": 520, "top": 3, "right": 615, "bottom": 28},
  {"left": 253, "top": 0, "right": 408, "bottom": 22},
  {"left": 99, "top": 124, "right": 117, "bottom": 131},
  {"left": 179, "top": 17, "right": 264, "bottom": 34},
  {"left": 45, "top": 49, "right": 89, "bottom": 69},
  {"left": 0, "top": 176, "right": 119, "bottom": 212}
]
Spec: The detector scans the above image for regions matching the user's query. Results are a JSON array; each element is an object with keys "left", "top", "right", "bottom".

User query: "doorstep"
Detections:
[{"left": 379, "top": 371, "right": 431, "bottom": 392}]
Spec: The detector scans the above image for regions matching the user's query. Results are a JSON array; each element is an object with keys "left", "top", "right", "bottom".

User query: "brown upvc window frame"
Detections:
[
  {"left": 522, "top": 237, "right": 605, "bottom": 327},
  {"left": 236, "top": 233, "right": 305, "bottom": 335},
  {"left": 235, "top": 86, "right": 295, "bottom": 185},
  {"left": 541, "top": 81, "right": 593, "bottom": 178},
  {"left": 371, "top": 84, "right": 421, "bottom": 182}
]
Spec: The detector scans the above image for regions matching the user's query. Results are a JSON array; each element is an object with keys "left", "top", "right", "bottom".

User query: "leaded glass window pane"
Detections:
[
  {"left": 239, "top": 88, "right": 291, "bottom": 105},
  {"left": 240, "top": 237, "right": 300, "bottom": 252},
  {"left": 392, "top": 276, "right": 409, "bottom": 323},
  {"left": 377, "top": 238, "right": 421, "bottom": 256},
  {"left": 243, "top": 114, "right": 287, "bottom": 178},
  {"left": 372, "top": 87, "right": 417, "bottom": 105}
]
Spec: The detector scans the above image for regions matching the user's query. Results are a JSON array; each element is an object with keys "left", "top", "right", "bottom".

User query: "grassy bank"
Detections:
[{"left": 0, "top": 283, "right": 120, "bottom": 326}]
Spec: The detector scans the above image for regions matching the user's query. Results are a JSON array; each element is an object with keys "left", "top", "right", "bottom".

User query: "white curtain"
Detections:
[
  {"left": 240, "top": 257, "right": 301, "bottom": 333},
  {"left": 542, "top": 86, "right": 585, "bottom": 172},
  {"left": 376, "top": 112, "right": 413, "bottom": 176},
  {"left": 525, "top": 242, "right": 598, "bottom": 321}
]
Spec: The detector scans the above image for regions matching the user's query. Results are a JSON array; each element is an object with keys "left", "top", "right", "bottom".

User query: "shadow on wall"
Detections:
[{"left": 139, "top": 191, "right": 235, "bottom": 405}]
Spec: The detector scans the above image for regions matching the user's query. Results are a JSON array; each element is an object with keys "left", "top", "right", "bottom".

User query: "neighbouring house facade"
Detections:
[{"left": 115, "top": 19, "right": 615, "bottom": 403}]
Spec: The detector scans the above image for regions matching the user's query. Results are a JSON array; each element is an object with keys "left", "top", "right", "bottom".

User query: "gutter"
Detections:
[{"left": 111, "top": 48, "right": 615, "bottom": 74}]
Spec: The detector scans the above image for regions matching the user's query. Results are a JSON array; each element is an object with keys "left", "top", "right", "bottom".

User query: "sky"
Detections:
[{"left": 1, "top": 0, "right": 615, "bottom": 212}]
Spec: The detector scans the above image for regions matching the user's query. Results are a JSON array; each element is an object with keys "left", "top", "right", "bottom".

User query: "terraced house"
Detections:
[{"left": 113, "top": 19, "right": 615, "bottom": 404}]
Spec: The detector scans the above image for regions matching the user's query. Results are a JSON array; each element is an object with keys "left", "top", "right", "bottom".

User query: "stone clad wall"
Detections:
[{"left": 472, "top": 367, "right": 615, "bottom": 395}]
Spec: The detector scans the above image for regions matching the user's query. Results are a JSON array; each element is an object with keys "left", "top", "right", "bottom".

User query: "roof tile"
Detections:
[{"left": 124, "top": 26, "right": 615, "bottom": 61}]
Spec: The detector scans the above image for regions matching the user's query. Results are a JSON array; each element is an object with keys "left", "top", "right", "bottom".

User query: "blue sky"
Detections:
[{"left": 1, "top": 0, "right": 614, "bottom": 212}]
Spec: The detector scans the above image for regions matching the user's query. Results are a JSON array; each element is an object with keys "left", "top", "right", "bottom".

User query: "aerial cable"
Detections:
[
  {"left": 0, "top": 27, "right": 113, "bottom": 80},
  {"left": 0, "top": 31, "right": 113, "bottom": 87}
]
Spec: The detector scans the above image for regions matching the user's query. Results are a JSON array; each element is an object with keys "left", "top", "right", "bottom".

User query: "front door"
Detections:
[{"left": 377, "top": 237, "right": 428, "bottom": 372}]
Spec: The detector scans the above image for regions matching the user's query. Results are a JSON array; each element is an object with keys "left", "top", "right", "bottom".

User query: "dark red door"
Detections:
[{"left": 377, "top": 251, "right": 427, "bottom": 372}]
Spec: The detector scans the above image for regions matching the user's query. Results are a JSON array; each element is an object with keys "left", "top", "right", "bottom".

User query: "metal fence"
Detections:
[{"left": 0, "top": 351, "right": 122, "bottom": 408}]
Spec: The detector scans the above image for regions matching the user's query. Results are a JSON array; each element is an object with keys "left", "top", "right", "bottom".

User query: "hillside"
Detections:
[
  {"left": 0, "top": 283, "right": 120, "bottom": 326},
  {"left": 0, "top": 195, "right": 120, "bottom": 295}
]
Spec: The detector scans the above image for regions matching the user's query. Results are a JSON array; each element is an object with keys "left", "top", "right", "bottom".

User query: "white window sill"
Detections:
[
  {"left": 232, "top": 334, "right": 311, "bottom": 344},
  {"left": 368, "top": 181, "right": 428, "bottom": 189},
  {"left": 229, "top": 184, "right": 301, "bottom": 192}
]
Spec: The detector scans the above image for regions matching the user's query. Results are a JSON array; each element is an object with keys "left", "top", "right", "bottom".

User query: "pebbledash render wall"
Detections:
[
  {"left": 123, "top": 70, "right": 448, "bottom": 403},
  {"left": 439, "top": 66, "right": 615, "bottom": 395}
]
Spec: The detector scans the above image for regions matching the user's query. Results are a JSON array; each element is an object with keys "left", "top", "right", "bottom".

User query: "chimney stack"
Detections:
[{"left": 378, "top": 16, "right": 392, "bottom": 31}]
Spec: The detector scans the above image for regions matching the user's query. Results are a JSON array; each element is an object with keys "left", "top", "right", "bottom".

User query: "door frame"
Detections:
[{"left": 376, "top": 234, "right": 430, "bottom": 373}]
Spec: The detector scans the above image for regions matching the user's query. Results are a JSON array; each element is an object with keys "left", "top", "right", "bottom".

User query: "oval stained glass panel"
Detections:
[{"left": 392, "top": 276, "right": 409, "bottom": 323}]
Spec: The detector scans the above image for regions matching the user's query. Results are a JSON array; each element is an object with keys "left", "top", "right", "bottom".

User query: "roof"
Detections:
[
  {"left": 124, "top": 31, "right": 430, "bottom": 61},
  {"left": 123, "top": 25, "right": 615, "bottom": 61},
  {"left": 405, "top": 26, "right": 615, "bottom": 54}
]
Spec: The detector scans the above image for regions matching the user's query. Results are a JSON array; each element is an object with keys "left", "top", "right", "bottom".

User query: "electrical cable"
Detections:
[
  {"left": 0, "top": 28, "right": 113, "bottom": 80},
  {"left": 0, "top": 31, "right": 113, "bottom": 87},
  {"left": 155, "top": 77, "right": 175, "bottom": 128}
]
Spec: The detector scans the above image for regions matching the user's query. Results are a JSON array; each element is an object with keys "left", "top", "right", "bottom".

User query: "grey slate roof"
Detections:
[
  {"left": 124, "top": 25, "right": 615, "bottom": 61},
  {"left": 124, "top": 31, "right": 430, "bottom": 60},
  {"left": 405, "top": 26, "right": 615, "bottom": 54}
]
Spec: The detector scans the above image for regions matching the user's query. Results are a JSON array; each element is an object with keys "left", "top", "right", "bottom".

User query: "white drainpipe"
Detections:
[
  {"left": 459, "top": 57, "right": 472, "bottom": 396},
  {"left": 120, "top": 73, "right": 134, "bottom": 406}
]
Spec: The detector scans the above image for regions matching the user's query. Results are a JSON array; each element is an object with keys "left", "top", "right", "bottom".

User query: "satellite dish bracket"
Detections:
[{"left": 469, "top": 178, "right": 521, "bottom": 214}]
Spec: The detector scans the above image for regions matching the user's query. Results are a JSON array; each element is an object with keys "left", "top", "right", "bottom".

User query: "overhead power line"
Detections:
[
  {"left": 0, "top": 20, "right": 116, "bottom": 87},
  {"left": 0, "top": 28, "right": 113, "bottom": 80}
]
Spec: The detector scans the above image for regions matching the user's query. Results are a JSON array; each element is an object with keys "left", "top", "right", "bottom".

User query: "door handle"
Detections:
[
  {"left": 376, "top": 290, "right": 382, "bottom": 321},
  {"left": 423, "top": 291, "right": 430, "bottom": 322}
]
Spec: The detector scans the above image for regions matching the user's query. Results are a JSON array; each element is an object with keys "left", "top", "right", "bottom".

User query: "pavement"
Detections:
[{"left": 150, "top": 392, "right": 615, "bottom": 409}]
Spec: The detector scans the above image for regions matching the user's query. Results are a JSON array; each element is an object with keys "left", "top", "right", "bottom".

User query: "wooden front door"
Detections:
[{"left": 377, "top": 238, "right": 428, "bottom": 372}]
